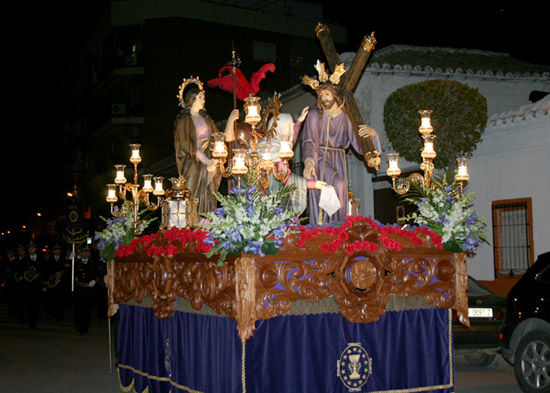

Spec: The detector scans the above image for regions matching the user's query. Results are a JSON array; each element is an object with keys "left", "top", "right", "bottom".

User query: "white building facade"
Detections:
[{"left": 283, "top": 45, "right": 549, "bottom": 281}]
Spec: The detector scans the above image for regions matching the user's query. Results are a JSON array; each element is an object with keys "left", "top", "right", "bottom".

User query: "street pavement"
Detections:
[
  {"left": 0, "top": 301, "right": 121, "bottom": 393},
  {"left": 0, "top": 299, "right": 521, "bottom": 393},
  {"left": 454, "top": 351, "right": 521, "bottom": 392}
]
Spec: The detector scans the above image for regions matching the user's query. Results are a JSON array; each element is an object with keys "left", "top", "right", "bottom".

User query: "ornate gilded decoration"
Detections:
[
  {"left": 314, "top": 60, "right": 329, "bottom": 83},
  {"left": 329, "top": 63, "right": 346, "bottom": 85},
  {"left": 108, "top": 220, "right": 470, "bottom": 342},
  {"left": 337, "top": 343, "right": 372, "bottom": 392},
  {"left": 235, "top": 256, "right": 257, "bottom": 343},
  {"left": 300, "top": 75, "right": 320, "bottom": 91},
  {"left": 301, "top": 60, "right": 346, "bottom": 91},
  {"left": 361, "top": 32, "right": 377, "bottom": 52},
  {"left": 315, "top": 22, "right": 329, "bottom": 37},
  {"left": 177, "top": 76, "right": 205, "bottom": 108}
]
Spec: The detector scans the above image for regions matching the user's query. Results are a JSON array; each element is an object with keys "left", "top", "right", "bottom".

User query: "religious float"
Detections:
[{"left": 99, "top": 23, "right": 486, "bottom": 393}]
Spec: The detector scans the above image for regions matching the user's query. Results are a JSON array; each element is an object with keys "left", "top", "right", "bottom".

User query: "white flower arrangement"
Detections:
[
  {"left": 202, "top": 183, "right": 298, "bottom": 266},
  {"left": 404, "top": 175, "right": 487, "bottom": 253},
  {"left": 95, "top": 201, "right": 156, "bottom": 261}
]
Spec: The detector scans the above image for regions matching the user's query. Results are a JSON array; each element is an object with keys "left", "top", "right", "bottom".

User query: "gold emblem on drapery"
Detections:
[{"left": 337, "top": 343, "right": 372, "bottom": 392}]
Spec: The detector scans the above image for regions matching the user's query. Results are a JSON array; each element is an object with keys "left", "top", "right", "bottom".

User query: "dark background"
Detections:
[{"left": 2, "top": 1, "right": 548, "bottom": 236}]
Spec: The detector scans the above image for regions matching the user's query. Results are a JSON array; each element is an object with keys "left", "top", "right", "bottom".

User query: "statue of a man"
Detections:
[{"left": 301, "top": 70, "right": 381, "bottom": 225}]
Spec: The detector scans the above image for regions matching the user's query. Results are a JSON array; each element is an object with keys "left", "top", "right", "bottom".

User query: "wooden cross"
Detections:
[{"left": 315, "top": 23, "right": 380, "bottom": 170}]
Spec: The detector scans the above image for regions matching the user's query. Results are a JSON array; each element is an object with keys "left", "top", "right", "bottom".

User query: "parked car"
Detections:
[
  {"left": 500, "top": 251, "right": 550, "bottom": 392},
  {"left": 453, "top": 275, "right": 506, "bottom": 366}
]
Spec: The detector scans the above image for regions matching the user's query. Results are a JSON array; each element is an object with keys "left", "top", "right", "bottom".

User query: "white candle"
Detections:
[
  {"left": 213, "top": 141, "right": 227, "bottom": 158},
  {"left": 278, "top": 141, "right": 293, "bottom": 159},
  {"left": 153, "top": 177, "right": 165, "bottom": 196},
  {"left": 421, "top": 117, "right": 431, "bottom": 129},
  {"left": 142, "top": 174, "right": 154, "bottom": 192},
  {"left": 129, "top": 144, "right": 141, "bottom": 164},
  {"left": 114, "top": 165, "right": 127, "bottom": 184},
  {"left": 386, "top": 153, "right": 401, "bottom": 177},
  {"left": 233, "top": 157, "right": 247, "bottom": 172},
  {"left": 421, "top": 135, "right": 437, "bottom": 159},
  {"left": 456, "top": 158, "right": 470, "bottom": 181},
  {"left": 106, "top": 185, "right": 118, "bottom": 203}
]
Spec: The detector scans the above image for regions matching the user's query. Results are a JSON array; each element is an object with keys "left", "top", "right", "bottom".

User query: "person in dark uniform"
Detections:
[
  {"left": 46, "top": 244, "right": 68, "bottom": 322},
  {"left": 1, "top": 248, "right": 17, "bottom": 319},
  {"left": 12, "top": 245, "right": 27, "bottom": 324},
  {"left": 22, "top": 242, "right": 47, "bottom": 330},
  {"left": 73, "top": 245, "right": 98, "bottom": 335}
]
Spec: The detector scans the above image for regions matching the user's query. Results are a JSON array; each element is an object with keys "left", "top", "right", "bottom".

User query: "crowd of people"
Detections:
[{"left": 0, "top": 241, "right": 108, "bottom": 335}]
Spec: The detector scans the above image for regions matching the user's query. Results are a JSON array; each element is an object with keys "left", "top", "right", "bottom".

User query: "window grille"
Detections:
[{"left": 492, "top": 198, "right": 534, "bottom": 277}]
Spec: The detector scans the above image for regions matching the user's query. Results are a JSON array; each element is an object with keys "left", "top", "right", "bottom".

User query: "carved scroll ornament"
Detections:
[{"left": 108, "top": 221, "right": 469, "bottom": 342}]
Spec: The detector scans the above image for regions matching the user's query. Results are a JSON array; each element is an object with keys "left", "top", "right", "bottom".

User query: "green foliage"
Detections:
[
  {"left": 403, "top": 174, "right": 488, "bottom": 254},
  {"left": 94, "top": 201, "right": 157, "bottom": 261},
  {"left": 202, "top": 182, "right": 298, "bottom": 266},
  {"left": 384, "top": 80, "right": 487, "bottom": 169}
]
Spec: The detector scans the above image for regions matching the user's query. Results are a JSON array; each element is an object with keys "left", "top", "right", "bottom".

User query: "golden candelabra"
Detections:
[
  {"left": 386, "top": 110, "right": 470, "bottom": 195},
  {"left": 105, "top": 144, "right": 165, "bottom": 234},
  {"left": 212, "top": 93, "right": 293, "bottom": 189}
]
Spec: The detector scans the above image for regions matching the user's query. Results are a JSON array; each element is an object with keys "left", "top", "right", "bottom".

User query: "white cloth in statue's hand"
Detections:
[{"left": 319, "top": 185, "right": 341, "bottom": 216}]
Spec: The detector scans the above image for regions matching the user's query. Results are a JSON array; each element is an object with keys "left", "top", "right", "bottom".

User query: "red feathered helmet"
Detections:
[{"left": 207, "top": 63, "right": 275, "bottom": 101}]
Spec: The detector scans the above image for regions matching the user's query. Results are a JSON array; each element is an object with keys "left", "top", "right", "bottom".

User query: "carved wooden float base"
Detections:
[{"left": 108, "top": 230, "right": 469, "bottom": 343}]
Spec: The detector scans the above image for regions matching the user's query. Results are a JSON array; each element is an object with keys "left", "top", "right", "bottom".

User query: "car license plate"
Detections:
[{"left": 468, "top": 308, "right": 493, "bottom": 318}]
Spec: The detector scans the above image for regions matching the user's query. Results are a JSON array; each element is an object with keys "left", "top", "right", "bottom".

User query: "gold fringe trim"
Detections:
[
  {"left": 117, "top": 363, "right": 203, "bottom": 393},
  {"left": 242, "top": 341, "right": 247, "bottom": 393},
  {"left": 117, "top": 309, "right": 454, "bottom": 393}
]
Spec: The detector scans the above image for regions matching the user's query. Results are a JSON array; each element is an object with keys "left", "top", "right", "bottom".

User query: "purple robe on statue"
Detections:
[{"left": 302, "top": 107, "right": 379, "bottom": 225}]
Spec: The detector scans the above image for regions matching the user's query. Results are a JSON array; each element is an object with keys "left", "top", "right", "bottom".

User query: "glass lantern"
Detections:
[
  {"left": 153, "top": 177, "right": 165, "bottom": 196},
  {"left": 114, "top": 165, "right": 127, "bottom": 184},
  {"left": 278, "top": 133, "right": 294, "bottom": 160},
  {"left": 106, "top": 184, "right": 118, "bottom": 203},
  {"left": 232, "top": 149, "right": 248, "bottom": 175},
  {"left": 161, "top": 177, "right": 190, "bottom": 229},
  {"left": 386, "top": 153, "right": 402, "bottom": 177},
  {"left": 244, "top": 95, "right": 262, "bottom": 126},
  {"left": 129, "top": 144, "right": 142, "bottom": 165},
  {"left": 455, "top": 158, "right": 470, "bottom": 181},
  {"left": 142, "top": 174, "right": 154, "bottom": 193},
  {"left": 211, "top": 132, "right": 228, "bottom": 159},
  {"left": 421, "top": 134, "right": 437, "bottom": 159},
  {"left": 418, "top": 110, "right": 433, "bottom": 135}
]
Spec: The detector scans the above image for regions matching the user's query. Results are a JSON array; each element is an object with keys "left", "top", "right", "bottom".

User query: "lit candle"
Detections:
[
  {"left": 130, "top": 144, "right": 142, "bottom": 164},
  {"left": 114, "top": 165, "right": 127, "bottom": 184},
  {"left": 214, "top": 141, "right": 227, "bottom": 157},
  {"left": 455, "top": 158, "right": 470, "bottom": 181},
  {"left": 244, "top": 95, "right": 262, "bottom": 125},
  {"left": 260, "top": 145, "right": 271, "bottom": 161},
  {"left": 212, "top": 133, "right": 228, "bottom": 158},
  {"left": 142, "top": 174, "right": 154, "bottom": 192},
  {"left": 153, "top": 177, "right": 165, "bottom": 196},
  {"left": 418, "top": 110, "right": 433, "bottom": 135},
  {"left": 232, "top": 149, "right": 248, "bottom": 175},
  {"left": 278, "top": 134, "right": 294, "bottom": 160},
  {"left": 106, "top": 184, "right": 118, "bottom": 203},
  {"left": 421, "top": 135, "right": 437, "bottom": 159},
  {"left": 386, "top": 153, "right": 401, "bottom": 177}
]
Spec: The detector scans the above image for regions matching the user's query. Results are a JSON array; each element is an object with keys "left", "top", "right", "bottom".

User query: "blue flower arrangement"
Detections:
[
  {"left": 404, "top": 175, "right": 487, "bottom": 253},
  {"left": 202, "top": 183, "right": 298, "bottom": 266},
  {"left": 94, "top": 201, "right": 157, "bottom": 261}
]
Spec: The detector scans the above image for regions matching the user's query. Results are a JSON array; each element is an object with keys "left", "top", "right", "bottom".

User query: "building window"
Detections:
[
  {"left": 492, "top": 198, "right": 534, "bottom": 277},
  {"left": 253, "top": 41, "right": 277, "bottom": 63}
]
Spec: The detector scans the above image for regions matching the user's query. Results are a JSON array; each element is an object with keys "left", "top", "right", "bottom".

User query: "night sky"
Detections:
[{"left": 2, "top": 1, "right": 548, "bottom": 240}]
